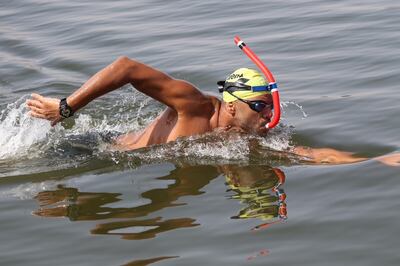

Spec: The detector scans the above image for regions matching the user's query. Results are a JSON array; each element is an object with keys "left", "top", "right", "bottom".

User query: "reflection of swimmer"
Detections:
[
  {"left": 33, "top": 165, "right": 220, "bottom": 240},
  {"left": 25, "top": 57, "right": 400, "bottom": 166},
  {"left": 33, "top": 164, "right": 288, "bottom": 239},
  {"left": 220, "top": 165, "right": 287, "bottom": 223}
]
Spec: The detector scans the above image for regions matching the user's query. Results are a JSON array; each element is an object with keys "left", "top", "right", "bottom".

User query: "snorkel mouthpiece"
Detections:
[{"left": 233, "top": 36, "right": 281, "bottom": 129}]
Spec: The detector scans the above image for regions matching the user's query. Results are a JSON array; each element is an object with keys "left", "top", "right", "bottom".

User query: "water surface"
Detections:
[{"left": 1, "top": 0, "right": 399, "bottom": 265}]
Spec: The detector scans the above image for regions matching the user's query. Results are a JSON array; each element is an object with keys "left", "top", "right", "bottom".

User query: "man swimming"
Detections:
[
  {"left": 26, "top": 57, "right": 272, "bottom": 148},
  {"left": 26, "top": 57, "right": 400, "bottom": 166}
]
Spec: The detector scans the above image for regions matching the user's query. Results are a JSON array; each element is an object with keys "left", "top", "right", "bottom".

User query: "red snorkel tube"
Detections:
[{"left": 234, "top": 36, "right": 281, "bottom": 129}]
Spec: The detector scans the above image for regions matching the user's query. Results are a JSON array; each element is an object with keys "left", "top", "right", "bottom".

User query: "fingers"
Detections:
[
  {"left": 28, "top": 110, "right": 63, "bottom": 127},
  {"left": 376, "top": 154, "right": 400, "bottom": 167},
  {"left": 26, "top": 94, "right": 45, "bottom": 114},
  {"left": 26, "top": 93, "right": 52, "bottom": 108},
  {"left": 26, "top": 99, "right": 43, "bottom": 108},
  {"left": 26, "top": 93, "right": 64, "bottom": 126},
  {"left": 28, "top": 111, "right": 47, "bottom": 119},
  {"left": 31, "top": 93, "right": 45, "bottom": 102},
  {"left": 27, "top": 105, "right": 44, "bottom": 115}
]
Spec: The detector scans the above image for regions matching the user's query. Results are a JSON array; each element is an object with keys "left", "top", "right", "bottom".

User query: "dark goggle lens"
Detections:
[{"left": 250, "top": 101, "right": 273, "bottom": 112}]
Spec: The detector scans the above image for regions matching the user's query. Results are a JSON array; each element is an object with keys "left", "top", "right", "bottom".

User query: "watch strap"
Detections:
[{"left": 59, "top": 98, "right": 74, "bottom": 118}]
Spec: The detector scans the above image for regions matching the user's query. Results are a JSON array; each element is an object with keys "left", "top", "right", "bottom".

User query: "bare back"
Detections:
[{"left": 116, "top": 96, "right": 221, "bottom": 150}]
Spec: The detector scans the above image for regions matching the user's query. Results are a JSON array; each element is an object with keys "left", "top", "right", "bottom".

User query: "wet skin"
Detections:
[{"left": 115, "top": 93, "right": 273, "bottom": 150}]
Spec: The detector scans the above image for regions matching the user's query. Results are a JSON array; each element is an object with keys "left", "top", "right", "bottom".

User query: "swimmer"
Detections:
[{"left": 26, "top": 57, "right": 400, "bottom": 166}]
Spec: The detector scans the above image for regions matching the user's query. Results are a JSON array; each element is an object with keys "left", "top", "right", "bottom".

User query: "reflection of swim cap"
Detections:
[
  {"left": 224, "top": 171, "right": 278, "bottom": 220},
  {"left": 222, "top": 68, "right": 270, "bottom": 103}
]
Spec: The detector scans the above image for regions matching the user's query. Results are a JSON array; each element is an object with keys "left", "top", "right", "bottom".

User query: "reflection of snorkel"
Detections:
[
  {"left": 224, "top": 165, "right": 287, "bottom": 224},
  {"left": 272, "top": 168, "right": 287, "bottom": 220},
  {"left": 234, "top": 36, "right": 281, "bottom": 129}
]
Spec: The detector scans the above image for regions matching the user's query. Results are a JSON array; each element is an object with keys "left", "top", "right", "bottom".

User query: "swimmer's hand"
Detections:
[
  {"left": 291, "top": 146, "right": 366, "bottom": 165},
  {"left": 292, "top": 147, "right": 400, "bottom": 167},
  {"left": 26, "top": 93, "right": 63, "bottom": 126},
  {"left": 375, "top": 153, "right": 400, "bottom": 167}
]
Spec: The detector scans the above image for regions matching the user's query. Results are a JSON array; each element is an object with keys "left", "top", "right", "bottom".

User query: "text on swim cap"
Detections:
[{"left": 227, "top": 73, "right": 243, "bottom": 80}]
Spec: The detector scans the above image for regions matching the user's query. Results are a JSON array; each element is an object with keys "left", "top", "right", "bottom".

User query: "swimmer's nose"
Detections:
[{"left": 261, "top": 108, "right": 273, "bottom": 120}]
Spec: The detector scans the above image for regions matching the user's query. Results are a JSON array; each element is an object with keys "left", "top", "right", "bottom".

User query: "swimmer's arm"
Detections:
[
  {"left": 291, "top": 146, "right": 400, "bottom": 166},
  {"left": 374, "top": 153, "right": 400, "bottom": 166},
  {"left": 290, "top": 146, "right": 367, "bottom": 165},
  {"left": 66, "top": 56, "right": 208, "bottom": 113},
  {"left": 27, "top": 56, "right": 210, "bottom": 126},
  {"left": 123, "top": 58, "right": 210, "bottom": 113}
]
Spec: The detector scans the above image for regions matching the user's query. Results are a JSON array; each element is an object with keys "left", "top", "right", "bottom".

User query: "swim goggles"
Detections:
[
  {"left": 225, "top": 90, "right": 273, "bottom": 113},
  {"left": 217, "top": 80, "right": 273, "bottom": 113}
]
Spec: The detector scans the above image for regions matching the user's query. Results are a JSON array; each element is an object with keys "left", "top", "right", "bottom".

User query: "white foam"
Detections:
[
  {"left": 0, "top": 92, "right": 158, "bottom": 162},
  {"left": 0, "top": 96, "right": 52, "bottom": 160},
  {"left": 0, "top": 94, "right": 306, "bottom": 165},
  {"left": 259, "top": 124, "right": 294, "bottom": 151},
  {"left": 148, "top": 133, "right": 251, "bottom": 160}
]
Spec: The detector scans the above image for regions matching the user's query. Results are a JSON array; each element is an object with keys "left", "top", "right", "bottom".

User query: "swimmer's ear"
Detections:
[{"left": 225, "top": 102, "right": 236, "bottom": 117}]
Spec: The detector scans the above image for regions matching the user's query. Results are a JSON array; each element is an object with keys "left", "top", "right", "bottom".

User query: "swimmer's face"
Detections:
[{"left": 232, "top": 94, "right": 273, "bottom": 136}]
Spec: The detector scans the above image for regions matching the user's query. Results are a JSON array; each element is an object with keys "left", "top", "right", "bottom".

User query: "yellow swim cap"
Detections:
[{"left": 221, "top": 68, "right": 270, "bottom": 103}]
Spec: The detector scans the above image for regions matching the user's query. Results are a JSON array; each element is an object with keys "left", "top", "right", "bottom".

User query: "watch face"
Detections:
[
  {"left": 62, "top": 109, "right": 71, "bottom": 117},
  {"left": 60, "top": 98, "right": 73, "bottom": 118}
]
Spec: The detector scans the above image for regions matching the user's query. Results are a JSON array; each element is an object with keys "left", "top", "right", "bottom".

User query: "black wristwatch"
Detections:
[{"left": 59, "top": 98, "right": 74, "bottom": 118}]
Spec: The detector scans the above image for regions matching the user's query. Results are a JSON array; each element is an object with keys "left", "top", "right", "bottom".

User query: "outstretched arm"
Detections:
[
  {"left": 291, "top": 146, "right": 367, "bottom": 165},
  {"left": 26, "top": 56, "right": 209, "bottom": 126}
]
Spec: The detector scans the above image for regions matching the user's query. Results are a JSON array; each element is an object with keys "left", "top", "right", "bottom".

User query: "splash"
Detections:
[
  {"left": 259, "top": 123, "right": 294, "bottom": 151},
  {"left": 126, "top": 132, "right": 252, "bottom": 164},
  {"left": 0, "top": 96, "right": 52, "bottom": 160},
  {"left": 281, "top": 101, "right": 308, "bottom": 119},
  {"left": 120, "top": 101, "right": 305, "bottom": 165},
  {"left": 0, "top": 93, "right": 307, "bottom": 174},
  {"left": 0, "top": 91, "right": 158, "bottom": 162},
  {"left": 122, "top": 125, "right": 295, "bottom": 168}
]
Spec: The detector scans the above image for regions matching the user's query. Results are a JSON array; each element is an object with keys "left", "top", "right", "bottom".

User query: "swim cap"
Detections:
[{"left": 222, "top": 68, "right": 270, "bottom": 103}]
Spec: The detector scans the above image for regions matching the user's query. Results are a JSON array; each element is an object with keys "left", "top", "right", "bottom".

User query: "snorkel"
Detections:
[{"left": 233, "top": 36, "right": 281, "bottom": 129}]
